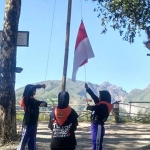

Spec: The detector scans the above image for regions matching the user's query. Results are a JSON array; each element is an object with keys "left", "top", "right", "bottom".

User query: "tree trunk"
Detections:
[{"left": 0, "top": 0, "right": 21, "bottom": 144}]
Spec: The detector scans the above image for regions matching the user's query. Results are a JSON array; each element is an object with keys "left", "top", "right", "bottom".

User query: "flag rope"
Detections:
[
  {"left": 84, "top": 65, "right": 86, "bottom": 83},
  {"left": 44, "top": 0, "right": 57, "bottom": 103},
  {"left": 79, "top": 0, "right": 83, "bottom": 20},
  {"left": 44, "top": 0, "right": 57, "bottom": 83}
]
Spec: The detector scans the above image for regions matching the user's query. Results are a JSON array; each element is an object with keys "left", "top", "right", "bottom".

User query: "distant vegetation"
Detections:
[
  {"left": 123, "top": 88, "right": 150, "bottom": 107},
  {"left": 16, "top": 79, "right": 128, "bottom": 103},
  {"left": 15, "top": 79, "right": 127, "bottom": 110},
  {"left": 15, "top": 79, "right": 150, "bottom": 115}
]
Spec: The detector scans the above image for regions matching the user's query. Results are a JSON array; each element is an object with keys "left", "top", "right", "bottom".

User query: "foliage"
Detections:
[
  {"left": 16, "top": 112, "right": 24, "bottom": 121},
  {"left": 110, "top": 109, "right": 150, "bottom": 123},
  {"left": 91, "top": 0, "right": 150, "bottom": 45},
  {"left": 118, "top": 115, "right": 130, "bottom": 123},
  {"left": 78, "top": 111, "right": 91, "bottom": 122},
  {"left": 16, "top": 112, "right": 50, "bottom": 122},
  {"left": 16, "top": 110, "right": 150, "bottom": 124},
  {"left": 38, "top": 113, "right": 50, "bottom": 122},
  {"left": 16, "top": 111, "right": 91, "bottom": 122},
  {"left": 132, "top": 111, "right": 150, "bottom": 123}
]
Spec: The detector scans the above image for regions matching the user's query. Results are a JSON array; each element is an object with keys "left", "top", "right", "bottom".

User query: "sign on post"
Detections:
[{"left": 0, "top": 31, "right": 29, "bottom": 47}]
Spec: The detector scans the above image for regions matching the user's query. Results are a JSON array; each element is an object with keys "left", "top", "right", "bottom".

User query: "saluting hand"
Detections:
[
  {"left": 85, "top": 83, "right": 89, "bottom": 89},
  {"left": 40, "top": 102, "right": 47, "bottom": 107},
  {"left": 86, "top": 104, "right": 90, "bottom": 110},
  {"left": 41, "top": 84, "right": 46, "bottom": 89}
]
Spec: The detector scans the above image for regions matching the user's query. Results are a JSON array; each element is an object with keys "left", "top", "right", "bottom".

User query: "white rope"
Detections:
[
  {"left": 79, "top": 0, "right": 87, "bottom": 83},
  {"left": 44, "top": 0, "right": 57, "bottom": 83},
  {"left": 79, "top": 0, "right": 83, "bottom": 20},
  {"left": 84, "top": 64, "right": 87, "bottom": 83},
  {"left": 44, "top": 0, "right": 57, "bottom": 103}
]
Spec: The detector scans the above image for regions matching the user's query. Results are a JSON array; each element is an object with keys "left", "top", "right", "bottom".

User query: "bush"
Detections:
[
  {"left": 132, "top": 112, "right": 150, "bottom": 124},
  {"left": 16, "top": 112, "right": 24, "bottom": 121},
  {"left": 38, "top": 113, "right": 50, "bottom": 121}
]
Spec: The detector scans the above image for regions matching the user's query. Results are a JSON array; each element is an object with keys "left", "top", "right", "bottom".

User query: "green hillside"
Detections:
[
  {"left": 15, "top": 79, "right": 127, "bottom": 107},
  {"left": 124, "top": 86, "right": 150, "bottom": 107},
  {"left": 16, "top": 79, "right": 150, "bottom": 113}
]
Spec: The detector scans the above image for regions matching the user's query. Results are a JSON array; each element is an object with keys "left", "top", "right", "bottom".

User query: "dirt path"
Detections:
[{"left": 0, "top": 122, "right": 150, "bottom": 150}]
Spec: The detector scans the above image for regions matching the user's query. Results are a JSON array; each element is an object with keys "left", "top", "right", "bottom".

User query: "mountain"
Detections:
[
  {"left": 15, "top": 79, "right": 127, "bottom": 109},
  {"left": 16, "top": 79, "right": 150, "bottom": 114},
  {"left": 124, "top": 85, "right": 150, "bottom": 104},
  {"left": 119, "top": 85, "right": 150, "bottom": 114}
]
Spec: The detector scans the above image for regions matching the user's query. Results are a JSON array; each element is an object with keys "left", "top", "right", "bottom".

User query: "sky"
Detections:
[{"left": 0, "top": 0, "right": 150, "bottom": 93}]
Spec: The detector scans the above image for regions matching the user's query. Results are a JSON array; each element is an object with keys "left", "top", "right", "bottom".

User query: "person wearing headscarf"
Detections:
[
  {"left": 49, "top": 91, "right": 78, "bottom": 150},
  {"left": 19, "top": 84, "right": 45, "bottom": 110},
  {"left": 85, "top": 83, "right": 113, "bottom": 150},
  {"left": 17, "top": 84, "right": 47, "bottom": 150}
]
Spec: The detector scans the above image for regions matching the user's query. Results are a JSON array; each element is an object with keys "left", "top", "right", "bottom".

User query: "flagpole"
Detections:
[{"left": 61, "top": 0, "right": 72, "bottom": 91}]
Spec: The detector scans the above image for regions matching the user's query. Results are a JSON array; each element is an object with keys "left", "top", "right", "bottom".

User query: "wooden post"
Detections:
[
  {"left": 61, "top": 0, "right": 72, "bottom": 91},
  {"left": 113, "top": 101, "right": 119, "bottom": 123},
  {"left": 129, "top": 101, "right": 132, "bottom": 122}
]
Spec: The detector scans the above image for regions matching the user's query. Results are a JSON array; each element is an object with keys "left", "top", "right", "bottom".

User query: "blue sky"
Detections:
[{"left": 0, "top": 0, "right": 150, "bottom": 92}]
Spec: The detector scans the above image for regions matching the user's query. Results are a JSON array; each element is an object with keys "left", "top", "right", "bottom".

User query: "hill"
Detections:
[
  {"left": 16, "top": 79, "right": 150, "bottom": 113},
  {"left": 124, "top": 85, "right": 150, "bottom": 104},
  {"left": 15, "top": 79, "right": 127, "bottom": 107}
]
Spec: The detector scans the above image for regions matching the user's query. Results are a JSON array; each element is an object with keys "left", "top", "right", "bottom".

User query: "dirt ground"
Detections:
[{"left": 0, "top": 122, "right": 150, "bottom": 150}]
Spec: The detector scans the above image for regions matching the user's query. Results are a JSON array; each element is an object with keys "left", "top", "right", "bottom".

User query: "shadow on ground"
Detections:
[{"left": 0, "top": 122, "right": 150, "bottom": 150}]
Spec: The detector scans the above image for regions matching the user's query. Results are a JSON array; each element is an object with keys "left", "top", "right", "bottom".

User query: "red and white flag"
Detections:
[{"left": 72, "top": 21, "right": 95, "bottom": 81}]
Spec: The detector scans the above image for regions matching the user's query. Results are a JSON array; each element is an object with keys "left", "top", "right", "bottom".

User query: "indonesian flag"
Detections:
[{"left": 72, "top": 21, "right": 95, "bottom": 81}]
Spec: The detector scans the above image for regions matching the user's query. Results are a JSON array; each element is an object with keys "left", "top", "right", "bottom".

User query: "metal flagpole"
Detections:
[{"left": 61, "top": 0, "right": 72, "bottom": 91}]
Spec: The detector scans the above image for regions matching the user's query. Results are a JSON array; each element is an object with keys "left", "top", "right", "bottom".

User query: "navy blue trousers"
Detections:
[
  {"left": 17, "top": 124, "right": 37, "bottom": 150},
  {"left": 91, "top": 123, "right": 105, "bottom": 150}
]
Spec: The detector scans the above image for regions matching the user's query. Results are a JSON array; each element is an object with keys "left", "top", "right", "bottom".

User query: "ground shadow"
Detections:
[{"left": 0, "top": 122, "right": 150, "bottom": 150}]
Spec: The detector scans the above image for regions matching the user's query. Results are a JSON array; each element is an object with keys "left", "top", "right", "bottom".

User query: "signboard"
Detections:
[{"left": 0, "top": 31, "right": 29, "bottom": 47}]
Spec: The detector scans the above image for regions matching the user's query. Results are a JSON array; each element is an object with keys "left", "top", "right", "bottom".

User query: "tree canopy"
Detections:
[{"left": 91, "top": 0, "right": 150, "bottom": 49}]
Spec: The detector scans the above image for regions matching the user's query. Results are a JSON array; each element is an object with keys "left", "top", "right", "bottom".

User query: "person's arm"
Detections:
[
  {"left": 87, "top": 104, "right": 109, "bottom": 122},
  {"left": 48, "top": 116, "right": 53, "bottom": 130},
  {"left": 74, "top": 113, "right": 79, "bottom": 131},
  {"left": 73, "top": 118, "right": 78, "bottom": 131},
  {"left": 35, "top": 100, "right": 47, "bottom": 107},
  {"left": 26, "top": 84, "right": 47, "bottom": 107},
  {"left": 86, "top": 104, "right": 98, "bottom": 111},
  {"left": 85, "top": 83, "right": 99, "bottom": 104},
  {"left": 48, "top": 111, "right": 55, "bottom": 130},
  {"left": 30, "top": 84, "right": 46, "bottom": 90},
  {"left": 27, "top": 98, "right": 47, "bottom": 107},
  {"left": 71, "top": 109, "right": 79, "bottom": 131}
]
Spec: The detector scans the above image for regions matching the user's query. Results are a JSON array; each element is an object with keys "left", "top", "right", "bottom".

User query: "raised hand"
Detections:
[
  {"left": 85, "top": 83, "right": 89, "bottom": 89},
  {"left": 86, "top": 104, "right": 90, "bottom": 110},
  {"left": 41, "top": 84, "right": 46, "bottom": 89},
  {"left": 40, "top": 102, "right": 47, "bottom": 107}
]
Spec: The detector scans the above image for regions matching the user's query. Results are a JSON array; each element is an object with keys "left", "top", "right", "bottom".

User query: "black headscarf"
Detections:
[
  {"left": 58, "top": 91, "right": 69, "bottom": 109},
  {"left": 24, "top": 85, "right": 36, "bottom": 106},
  {"left": 23, "top": 84, "right": 34, "bottom": 97},
  {"left": 99, "top": 90, "right": 111, "bottom": 103}
]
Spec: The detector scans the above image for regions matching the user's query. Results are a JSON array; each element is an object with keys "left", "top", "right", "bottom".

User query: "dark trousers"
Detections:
[
  {"left": 91, "top": 123, "right": 105, "bottom": 150},
  {"left": 17, "top": 124, "right": 37, "bottom": 150}
]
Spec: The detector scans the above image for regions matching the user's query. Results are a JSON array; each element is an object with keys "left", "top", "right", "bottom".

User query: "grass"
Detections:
[{"left": 16, "top": 111, "right": 150, "bottom": 124}]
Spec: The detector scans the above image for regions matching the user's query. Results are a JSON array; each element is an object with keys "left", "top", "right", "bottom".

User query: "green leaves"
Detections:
[{"left": 93, "top": 0, "right": 150, "bottom": 43}]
